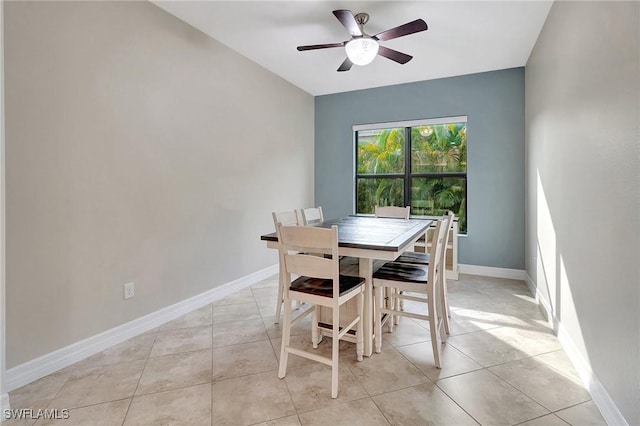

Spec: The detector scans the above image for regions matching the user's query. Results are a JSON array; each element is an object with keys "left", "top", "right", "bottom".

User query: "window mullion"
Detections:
[
  {"left": 410, "top": 173, "right": 467, "bottom": 179},
  {"left": 355, "top": 174, "right": 404, "bottom": 178},
  {"left": 404, "top": 127, "right": 411, "bottom": 208}
]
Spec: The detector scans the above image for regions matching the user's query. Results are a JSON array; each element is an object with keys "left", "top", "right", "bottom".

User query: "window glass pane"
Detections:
[
  {"left": 356, "top": 178, "right": 404, "bottom": 214},
  {"left": 357, "top": 128, "right": 405, "bottom": 175},
  {"left": 411, "top": 177, "right": 466, "bottom": 232},
  {"left": 411, "top": 123, "right": 466, "bottom": 173}
]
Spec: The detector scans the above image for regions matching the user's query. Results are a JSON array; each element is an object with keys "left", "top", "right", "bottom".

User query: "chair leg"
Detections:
[
  {"left": 442, "top": 276, "right": 451, "bottom": 334},
  {"left": 388, "top": 288, "right": 395, "bottom": 333},
  {"left": 356, "top": 289, "right": 364, "bottom": 362},
  {"left": 312, "top": 305, "right": 322, "bottom": 349},
  {"left": 374, "top": 284, "right": 383, "bottom": 354},
  {"left": 436, "top": 273, "right": 448, "bottom": 343},
  {"left": 395, "top": 289, "right": 403, "bottom": 325},
  {"left": 274, "top": 272, "right": 284, "bottom": 324},
  {"left": 278, "top": 295, "right": 293, "bottom": 379},
  {"left": 438, "top": 303, "right": 448, "bottom": 344},
  {"left": 428, "top": 296, "right": 441, "bottom": 368},
  {"left": 331, "top": 307, "right": 340, "bottom": 399}
]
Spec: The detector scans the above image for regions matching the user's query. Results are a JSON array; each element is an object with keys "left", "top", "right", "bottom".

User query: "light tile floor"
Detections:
[{"left": 6, "top": 274, "right": 608, "bottom": 425}]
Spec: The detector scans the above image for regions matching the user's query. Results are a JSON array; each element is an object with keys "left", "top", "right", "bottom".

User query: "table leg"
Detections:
[
  {"left": 359, "top": 257, "right": 373, "bottom": 357},
  {"left": 274, "top": 251, "right": 285, "bottom": 324}
]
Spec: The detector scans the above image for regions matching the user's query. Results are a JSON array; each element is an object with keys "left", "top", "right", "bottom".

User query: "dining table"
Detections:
[{"left": 260, "top": 215, "right": 433, "bottom": 357}]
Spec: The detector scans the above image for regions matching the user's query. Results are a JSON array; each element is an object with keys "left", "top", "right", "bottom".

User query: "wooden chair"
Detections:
[
  {"left": 272, "top": 210, "right": 301, "bottom": 323},
  {"left": 374, "top": 205, "right": 410, "bottom": 219},
  {"left": 276, "top": 223, "right": 364, "bottom": 398},
  {"left": 300, "top": 206, "right": 324, "bottom": 225},
  {"left": 372, "top": 218, "right": 448, "bottom": 367},
  {"left": 395, "top": 211, "right": 455, "bottom": 334},
  {"left": 373, "top": 205, "right": 410, "bottom": 322}
]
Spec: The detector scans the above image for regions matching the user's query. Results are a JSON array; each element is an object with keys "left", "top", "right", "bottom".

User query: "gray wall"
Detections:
[
  {"left": 315, "top": 68, "right": 525, "bottom": 269},
  {"left": 0, "top": 0, "right": 7, "bottom": 403},
  {"left": 4, "top": 1, "right": 314, "bottom": 368},
  {"left": 525, "top": 1, "right": 639, "bottom": 424}
]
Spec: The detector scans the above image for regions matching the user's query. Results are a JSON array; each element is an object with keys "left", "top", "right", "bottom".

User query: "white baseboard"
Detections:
[
  {"left": 4, "top": 264, "right": 278, "bottom": 393},
  {"left": 458, "top": 264, "right": 527, "bottom": 280},
  {"left": 557, "top": 323, "right": 629, "bottom": 426},
  {"left": 526, "top": 274, "right": 628, "bottom": 426},
  {"left": 525, "top": 275, "right": 555, "bottom": 327}
]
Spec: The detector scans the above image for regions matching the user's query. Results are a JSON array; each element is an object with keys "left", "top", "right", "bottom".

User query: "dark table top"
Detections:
[{"left": 261, "top": 216, "right": 432, "bottom": 252}]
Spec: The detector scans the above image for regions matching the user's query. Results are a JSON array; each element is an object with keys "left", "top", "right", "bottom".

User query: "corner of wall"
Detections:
[
  {"left": 0, "top": 393, "right": 9, "bottom": 414},
  {"left": 525, "top": 273, "right": 555, "bottom": 329}
]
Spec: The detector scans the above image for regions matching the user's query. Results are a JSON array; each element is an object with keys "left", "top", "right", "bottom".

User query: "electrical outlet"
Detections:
[{"left": 124, "top": 282, "right": 135, "bottom": 300}]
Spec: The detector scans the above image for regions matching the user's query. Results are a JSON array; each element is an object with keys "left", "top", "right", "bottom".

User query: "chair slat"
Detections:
[
  {"left": 375, "top": 205, "right": 410, "bottom": 219},
  {"left": 285, "top": 254, "right": 334, "bottom": 279}
]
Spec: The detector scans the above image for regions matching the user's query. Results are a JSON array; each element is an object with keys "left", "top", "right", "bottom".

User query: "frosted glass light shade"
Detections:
[{"left": 345, "top": 38, "right": 379, "bottom": 66}]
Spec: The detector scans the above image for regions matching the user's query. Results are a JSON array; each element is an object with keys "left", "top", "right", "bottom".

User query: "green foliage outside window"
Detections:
[
  {"left": 357, "top": 128, "right": 405, "bottom": 174},
  {"left": 356, "top": 122, "right": 467, "bottom": 232},
  {"left": 357, "top": 178, "right": 404, "bottom": 214},
  {"left": 411, "top": 124, "right": 467, "bottom": 174}
]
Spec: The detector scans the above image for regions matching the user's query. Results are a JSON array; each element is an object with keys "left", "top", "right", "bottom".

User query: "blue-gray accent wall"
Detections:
[{"left": 314, "top": 67, "right": 525, "bottom": 269}]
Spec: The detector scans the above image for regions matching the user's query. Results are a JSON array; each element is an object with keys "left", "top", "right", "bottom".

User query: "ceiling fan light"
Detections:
[{"left": 345, "top": 38, "right": 379, "bottom": 66}]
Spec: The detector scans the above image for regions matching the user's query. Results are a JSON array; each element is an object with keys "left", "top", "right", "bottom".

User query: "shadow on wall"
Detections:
[
  {"left": 530, "top": 167, "right": 624, "bottom": 423},
  {"left": 533, "top": 167, "right": 591, "bottom": 361}
]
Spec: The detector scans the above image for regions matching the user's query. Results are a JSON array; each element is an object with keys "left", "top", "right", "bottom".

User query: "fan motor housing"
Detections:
[{"left": 354, "top": 13, "right": 370, "bottom": 26}]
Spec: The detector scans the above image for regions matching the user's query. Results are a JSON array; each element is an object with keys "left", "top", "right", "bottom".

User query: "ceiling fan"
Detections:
[{"left": 297, "top": 10, "right": 428, "bottom": 72}]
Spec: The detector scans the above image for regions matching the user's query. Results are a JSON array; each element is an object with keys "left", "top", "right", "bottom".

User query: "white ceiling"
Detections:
[{"left": 153, "top": 1, "right": 553, "bottom": 96}]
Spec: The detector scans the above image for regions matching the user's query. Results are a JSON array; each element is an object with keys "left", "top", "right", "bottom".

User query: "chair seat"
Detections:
[
  {"left": 291, "top": 275, "right": 365, "bottom": 297},
  {"left": 395, "top": 251, "right": 430, "bottom": 265},
  {"left": 373, "top": 262, "right": 429, "bottom": 284}
]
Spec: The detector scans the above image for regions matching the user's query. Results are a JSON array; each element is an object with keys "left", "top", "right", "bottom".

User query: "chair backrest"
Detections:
[
  {"left": 441, "top": 211, "right": 455, "bottom": 257},
  {"left": 276, "top": 223, "right": 340, "bottom": 299},
  {"left": 272, "top": 210, "right": 300, "bottom": 228},
  {"left": 375, "top": 206, "right": 410, "bottom": 219},
  {"left": 427, "top": 218, "right": 448, "bottom": 285},
  {"left": 300, "top": 206, "right": 324, "bottom": 225}
]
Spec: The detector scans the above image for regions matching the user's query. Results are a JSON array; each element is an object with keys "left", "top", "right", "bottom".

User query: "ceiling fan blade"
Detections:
[
  {"left": 297, "top": 42, "right": 345, "bottom": 51},
  {"left": 378, "top": 46, "right": 413, "bottom": 64},
  {"left": 374, "top": 19, "right": 428, "bottom": 41},
  {"left": 337, "top": 57, "right": 353, "bottom": 72},
  {"left": 333, "top": 10, "right": 362, "bottom": 37}
]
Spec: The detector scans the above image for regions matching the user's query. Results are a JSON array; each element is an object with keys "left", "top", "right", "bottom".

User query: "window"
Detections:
[{"left": 355, "top": 117, "right": 467, "bottom": 232}]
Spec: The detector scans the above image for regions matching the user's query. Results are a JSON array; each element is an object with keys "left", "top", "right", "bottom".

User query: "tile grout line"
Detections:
[
  {"left": 366, "top": 394, "right": 395, "bottom": 425},
  {"left": 390, "top": 334, "right": 515, "bottom": 425},
  {"left": 437, "top": 335, "right": 583, "bottom": 422},
  {"left": 121, "top": 327, "right": 161, "bottom": 425},
  {"left": 251, "top": 288, "right": 300, "bottom": 424},
  {"left": 38, "top": 360, "right": 149, "bottom": 416},
  {"left": 445, "top": 328, "right": 564, "bottom": 370},
  {"left": 40, "top": 372, "right": 72, "bottom": 413},
  {"left": 483, "top": 367, "right": 552, "bottom": 416},
  {"left": 512, "top": 412, "right": 571, "bottom": 426},
  {"left": 39, "top": 332, "right": 162, "bottom": 414},
  {"left": 433, "top": 377, "right": 485, "bottom": 426},
  {"left": 551, "top": 400, "right": 596, "bottom": 416}
]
